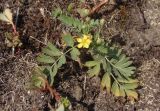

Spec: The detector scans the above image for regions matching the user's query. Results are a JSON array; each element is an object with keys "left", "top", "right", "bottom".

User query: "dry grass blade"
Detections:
[{"left": 0, "top": 8, "right": 13, "bottom": 24}]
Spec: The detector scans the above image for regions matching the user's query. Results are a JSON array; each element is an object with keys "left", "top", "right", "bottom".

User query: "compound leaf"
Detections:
[{"left": 112, "top": 53, "right": 136, "bottom": 78}]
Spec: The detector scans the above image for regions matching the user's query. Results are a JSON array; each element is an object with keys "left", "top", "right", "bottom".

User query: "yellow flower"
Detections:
[{"left": 76, "top": 34, "right": 92, "bottom": 48}]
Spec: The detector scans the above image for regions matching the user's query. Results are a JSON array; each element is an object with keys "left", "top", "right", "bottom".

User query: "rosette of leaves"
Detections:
[
  {"left": 34, "top": 33, "right": 80, "bottom": 86},
  {"left": 52, "top": 8, "right": 139, "bottom": 100}
]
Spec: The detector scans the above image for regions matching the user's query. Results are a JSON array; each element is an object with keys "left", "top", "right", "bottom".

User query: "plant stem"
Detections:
[
  {"left": 39, "top": 77, "right": 61, "bottom": 101},
  {"left": 12, "top": 24, "right": 17, "bottom": 35},
  {"left": 51, "top": 46, "right": 75, "bottom": 69}
]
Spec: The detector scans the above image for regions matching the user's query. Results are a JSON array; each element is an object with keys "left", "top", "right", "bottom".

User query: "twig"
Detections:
[
  {"left": 29, "top": 36, "right": 47, "bottom": 46},
  {"left": 83, "top": 74, "right": 87, "bottom": 90},
  {"left": 87, "top": 0, "right": 109, "bottom": 17},
  {"left": 108, "top": 10, "right": 119, "bottom": 24}
]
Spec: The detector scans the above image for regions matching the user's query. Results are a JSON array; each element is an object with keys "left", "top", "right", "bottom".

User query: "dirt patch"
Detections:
[
  {"left": 0, "top": 0, "right": 160, "bottom": 111},
  {"left": 0, "top": 53, "right": 50, "bottom": 111}
]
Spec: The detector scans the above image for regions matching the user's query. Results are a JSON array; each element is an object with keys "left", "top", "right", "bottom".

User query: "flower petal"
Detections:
[
  {"left": 86, "top": 39, "right": 92, "bottom": 44},
  {"left": 77, "top": 38, "right": 82, "bottom": 43},
  {"left": 83, "top": 35, "right": 88, "bottom": 40},
  {"left": 77, "top": 43, "right": 83, "bottom": 48},
  {"left": 83, "top": 43, "right": 89, "bottom": 48}
]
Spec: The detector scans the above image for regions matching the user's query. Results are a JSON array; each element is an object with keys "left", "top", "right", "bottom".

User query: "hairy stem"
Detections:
[
  {"left": 51, "top": 46, "right": 76, "bottom": 69},
  {"left": 12, "top": 23, "right": 18, "bottom": 35}
]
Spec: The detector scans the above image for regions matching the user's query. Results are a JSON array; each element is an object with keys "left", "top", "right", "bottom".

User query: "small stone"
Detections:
[{"left": 72, "top": 85, "right": 82, "bottom": 101}]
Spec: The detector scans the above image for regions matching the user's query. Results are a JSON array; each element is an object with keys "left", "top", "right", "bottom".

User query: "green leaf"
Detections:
[
  {"left": 120, "top": 61, "right": 133, "bottom": 68},
  {"left": 62, "top": 34, "right": 74, "bottom": 47},
  {"left": 118, "top": 68, "right": 134, "bottom": 77},
  {"left": 87, "top": 64, "right": 100, "bottom": 77},
  {"left": 106, "top": 62, "right": 112, "bottom": 73},
  {"left": 110, "top": 53, "right": 136, "bottom": 78},
  {"left": 117, "top": 78, "right": 139, "bottom": 83},
  {"left": 125, "top": 89, "right": 138, "bottom": 100},
  {"left": 119, "top": 86, "right": 125, "bottom": 97},
  {"left": 85, "top": 61, "right": 100, "bottom": 67},
  {"left": 113, "top": 67, "right": 121, "bottom": 77},
  {"left": 70, "top": 47, "right": 80, "bottom": 60},
  {"left": 58, "top": 55, "right": 66, "bottom": 67},
  {"left": 102, "top": 60, "right": 107, "bottom": 71},
  {"left": 49, "top": 64, "right": 58, "bottom": 85},
  {"left": 111, "top": 81, "right": 120, "bottom": 97},
  {"left": 47, "top": 42, "right": 61, "bottom": 56},
  {"left": 42, "top": 48, "right": 57, "bottom": 57},
  {"left": 123, "top": 83, "right": 139, "bottom": 90},
  {"left": 101, "top": 72, "right": 111, "bottom": 93},
  {"left": 36, "top": 54, "right": 55, "bottom": 63}
]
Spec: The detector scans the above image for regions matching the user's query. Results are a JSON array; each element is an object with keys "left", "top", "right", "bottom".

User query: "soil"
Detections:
[{"left": 0, "top": 0, "right": 160, "bottom": 111}]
